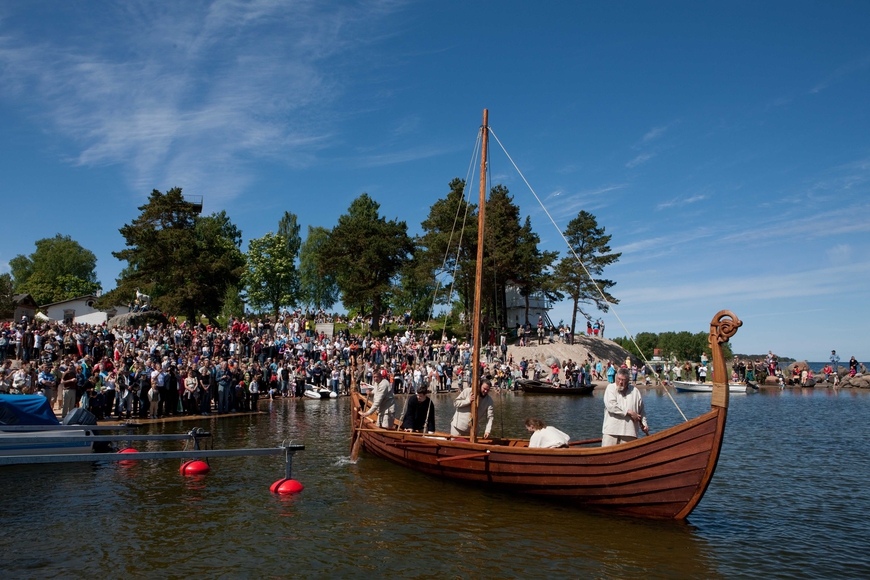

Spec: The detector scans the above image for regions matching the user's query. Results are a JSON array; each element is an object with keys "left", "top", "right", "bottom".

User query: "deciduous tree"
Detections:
[
  {"left": 9, "top": 234, "right": 100, "bottom": 305},
  {"left": 245, "top": 232, "right": 299, "bottom": 316},
  {"left": 0, "top": 273, "right": 13, "bottom": 318},
  {"left": 298, "top": 226, "right": 339, "bottom": 310}
]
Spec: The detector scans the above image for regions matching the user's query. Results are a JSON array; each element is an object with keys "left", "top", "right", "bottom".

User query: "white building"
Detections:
[
  {"left": 504, "top": 284, "right": 552, "bottom": 328},
  {"left": 41, "top": 295, "right": 130, "bottom": 325}
]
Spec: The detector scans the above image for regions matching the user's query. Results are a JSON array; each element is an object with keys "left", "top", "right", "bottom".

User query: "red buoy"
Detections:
[
  {"left": 270, "top": 478, "right": 304, "bottom": 494},
  {"left": 180, "top": 460, "right": 211, "bottom": 475},
  {"left": 118, "top": 448, "right": 138, "bottom": 467}
]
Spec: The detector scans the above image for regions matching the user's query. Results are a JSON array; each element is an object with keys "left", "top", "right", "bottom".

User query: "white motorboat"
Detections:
[
  {"left": 673, "top": 381, "right": 750, "bottom": 393},
  {"left": 303, "top": 384, "right": 338, "bottom": 399}
]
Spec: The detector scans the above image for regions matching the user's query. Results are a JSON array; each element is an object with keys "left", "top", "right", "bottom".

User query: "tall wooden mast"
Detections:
[{"left": 470, "top": 109, "right": 488, "bottom": 443}]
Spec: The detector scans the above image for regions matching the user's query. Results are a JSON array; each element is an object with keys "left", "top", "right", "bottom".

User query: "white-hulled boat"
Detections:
[
  {"left": 673, "top": 381, "right": 749, "bottom": 393},
  {"left": 303, "top": 384, "right": 338, "bottom": 399}
]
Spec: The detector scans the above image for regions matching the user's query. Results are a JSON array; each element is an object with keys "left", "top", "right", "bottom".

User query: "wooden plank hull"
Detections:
[{"left": 351, "top": 391, "right": 727, "bottom": 519}]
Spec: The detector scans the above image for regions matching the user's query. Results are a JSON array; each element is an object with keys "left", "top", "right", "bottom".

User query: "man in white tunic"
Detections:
[
  {"left": 602, "top": 367, "right": 648, "bottom": 446},
  {"left": 450, "top": 380, "right": 494, "bottom": 438},
  {"left": 361, "top": 369, "right": 396, "bottom": 429},
  {"left": 525, "top": 418, "right": 571, "bottom": 448}
]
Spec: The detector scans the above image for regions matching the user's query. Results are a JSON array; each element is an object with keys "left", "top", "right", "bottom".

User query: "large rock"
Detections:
[
  {"left": 508, "top": 335, "right": 638, "bottom": 371},
  {"left": 839, "top": 374, "right": 870, "bottom": 389},
  {"left": 107, "top": 310, "right": 169, "bottom": 329}
]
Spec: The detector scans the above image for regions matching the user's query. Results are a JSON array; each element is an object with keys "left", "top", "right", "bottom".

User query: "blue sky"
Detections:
[{"left": 1, "top": 1, "right": 868, "bottom": 361}]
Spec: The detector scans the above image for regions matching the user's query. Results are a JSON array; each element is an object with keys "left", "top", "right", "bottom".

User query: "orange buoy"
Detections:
[
  {"left": 180, "top": 460, "right": 210, "bottom": 475},
  {"left": 117, "top": 447, "right": 138, "bottom": 467},
  {"left": 270, "top": 478, "right": 304, "bottom": 494}
]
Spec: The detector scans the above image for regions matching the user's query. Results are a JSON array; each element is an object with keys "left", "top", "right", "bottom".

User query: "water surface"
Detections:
[{"left": 1, "top": 388, "right": 868, "bottom": 579}]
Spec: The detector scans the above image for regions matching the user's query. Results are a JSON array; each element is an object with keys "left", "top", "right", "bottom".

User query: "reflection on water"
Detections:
[{"left": 1, "top": 388, "right": 869, "bottom": 579}]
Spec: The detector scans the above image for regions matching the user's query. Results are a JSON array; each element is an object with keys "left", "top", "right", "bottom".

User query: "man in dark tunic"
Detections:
[{"left": 401, "top": 385, "right": 435, "bottom": 433}]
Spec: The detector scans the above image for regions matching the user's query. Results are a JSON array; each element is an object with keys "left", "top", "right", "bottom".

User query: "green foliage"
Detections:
[
  {"left": 112, "top": 188, "right": 245, "bottom": 321},
  {"left": 553, "top": 211, "right": 621, "bottom": 341},
  {"left": 9, "top": 234, "right": 100, "bottom": 305},
  {"left": 319, "top": 193, "right": 414, "bottom": 331},
  {"left": 299, "top": 225, "right": 339, "bottom": 310},
  {"left": 245, "top": 231, "right": 299, "bottom": 315},
  {"left": 483, "top": 185, "right": 524, "bottom": 325},
  {"left": 513, "top": 216, "right": 560, "bottom": 324},
  {"left": 0, "top": 273, "right": 13, "bottom": 318},
  {"left": 613, "top": 331, "right": 733, "bottom": 363},
  {"left": 417, "top": 181, "right": 554, "bottom": 329},
  {"left": 392, "top": 251, "right": 438, "bottom": 323},
  {"left": 22, "top": 273, "right": 101, "bottom": 306},
  {"left": 416, "top": 178, "right": 478, "bottom": 315},
  {"left": 220, "top": 284, "right": 246, "bottom": 321}
]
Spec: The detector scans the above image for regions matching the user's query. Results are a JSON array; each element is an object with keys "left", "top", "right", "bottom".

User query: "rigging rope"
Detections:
[
  {"left": 427, "top": 129, "right": 481, "bottom": 339},
  {"left": 487, "top": 127, "right": 688, "bottom": 422}
]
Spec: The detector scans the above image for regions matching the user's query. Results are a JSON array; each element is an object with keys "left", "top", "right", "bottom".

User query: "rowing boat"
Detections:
[
  {"left": 518, "top": 379, "right": 594, "bottom": 395},
  {"left": 349, "top": 110, "right": 740, "bottom": 519}
]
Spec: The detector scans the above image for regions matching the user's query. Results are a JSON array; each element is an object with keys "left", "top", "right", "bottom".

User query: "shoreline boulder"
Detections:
[{"left": 107, "top": 310, "right": 169, "bottom": 329}]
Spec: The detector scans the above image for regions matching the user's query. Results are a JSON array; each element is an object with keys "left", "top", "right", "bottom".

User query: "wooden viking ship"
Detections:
[{"left": 350, "top": 110, "right": 741, "bottom": 519}]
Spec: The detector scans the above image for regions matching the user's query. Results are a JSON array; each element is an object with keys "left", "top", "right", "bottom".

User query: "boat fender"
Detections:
[
  {"left": 179, "top": 460, "right": 211, "bottom": 476},
  {"left": 270, "top": 478, "right": 304, "bottom": 495},
  {"left": 117, "top": 447, "right": 139, "bottom": 467}
]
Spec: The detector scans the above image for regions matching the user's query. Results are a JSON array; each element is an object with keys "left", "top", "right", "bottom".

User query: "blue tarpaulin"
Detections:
[{"left": 0, "top": 394, "right": 61, "bottom": 425}]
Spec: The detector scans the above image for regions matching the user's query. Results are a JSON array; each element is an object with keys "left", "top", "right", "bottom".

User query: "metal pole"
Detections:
[
  {"left": 285, "top": 449, "right": 293, "bottom": 480},
  {"left": 0, "top": 444, "right": 305, "bottom": 466}
]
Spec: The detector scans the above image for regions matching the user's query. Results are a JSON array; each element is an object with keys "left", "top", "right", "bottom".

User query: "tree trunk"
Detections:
[
  {"left": 499, "top": 284, "right": 508, "bottom": 331},
  {"left": 370, "top": 294, "right": 382, "bottom": 332},
  {"left": 524, "top": 292, "right": 530, "bottom": 326},
  {"left": 570, "top": 293, "right": 579, "bottom": 346}
]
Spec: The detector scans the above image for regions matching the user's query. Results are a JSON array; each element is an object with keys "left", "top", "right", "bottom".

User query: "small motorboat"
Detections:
[
  {"left": 673, "top": 381, "right": 750, "bottom": 393},
  {"left": 303, "top": 385, "right": 338, "bottom": 399}
]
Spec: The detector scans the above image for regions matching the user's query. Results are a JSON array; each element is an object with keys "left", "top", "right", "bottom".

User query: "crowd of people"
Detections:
[
  {"left": 0, "top": 310, "right": 620, "bottom": 422},
  {"left": 0, "top": 312, "right": 862, "bottom": 450}
]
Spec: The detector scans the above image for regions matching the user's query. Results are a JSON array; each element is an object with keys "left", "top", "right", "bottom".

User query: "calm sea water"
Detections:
[{"left": 1, "top": 387, "right": 869, "bottom": 579}]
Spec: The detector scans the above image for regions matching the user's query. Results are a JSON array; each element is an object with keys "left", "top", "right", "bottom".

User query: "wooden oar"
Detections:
[{"left": 350, "top": 391, "right": 371, "bottom": 462}]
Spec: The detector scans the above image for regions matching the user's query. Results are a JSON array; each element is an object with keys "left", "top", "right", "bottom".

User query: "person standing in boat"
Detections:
[
  {"left": 602, "top": 368, "right": 648, "bottom": 447},
  {"left": 450, "top": 379, "right": 494, "bottom": 439},
  {"left": 361, "top": 369, "right": 396, "bottom": 429},
  {"left": 525, "top": 418, "right": 571, "bottom": 448},
  {"left": 401, "top": 385, "right": 435, "bottom": 433}
]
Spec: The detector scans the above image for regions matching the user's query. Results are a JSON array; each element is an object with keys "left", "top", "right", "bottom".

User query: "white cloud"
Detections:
[
  {"left": 617, "top": 261, "right": 870, "bottom": 306},
  {"left": 626, "top": 152, "right": 655, "bottom": 168},
  {"left": 537, "top": 184, "right": 627, "bottom": 220},
  {"left": 0, "top": 1, "right": 406, "bottom": 201},
  {"left": 353, "top": 145, "right": 455, "bottom": 168},
  {"left": 642, "top": 125, "right": 668, "bottom": 142},
  {"left": 656, "top": 193, "right": 708, "bottom": 210},
  {"left": 827, "top": 244, "right": 852, "bottom": 263},
  {"left": 810, "top": 55, "right": 870, "bottom": 94}
]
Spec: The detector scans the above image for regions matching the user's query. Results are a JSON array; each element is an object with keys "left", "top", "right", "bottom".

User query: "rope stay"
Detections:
[
  {"left": 426, "top": 128, "right": 481, "bottom": 338},
  {"left": 487, "top": 126, "right": 688, "bottom": 422}
]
